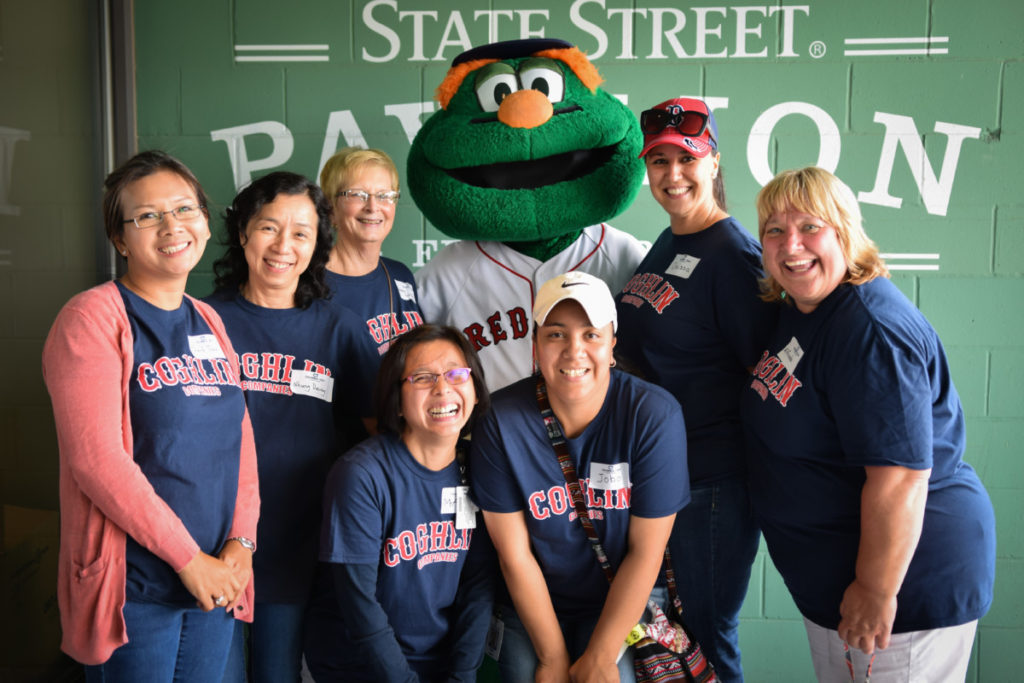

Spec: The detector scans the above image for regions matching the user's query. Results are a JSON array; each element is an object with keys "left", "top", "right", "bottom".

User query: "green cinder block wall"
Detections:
[{"left": 2, "top": 0, "right": 1021, "bottom": 679}]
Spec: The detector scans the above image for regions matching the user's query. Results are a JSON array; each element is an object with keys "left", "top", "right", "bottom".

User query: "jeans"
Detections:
[
  {"left": 493, "top": 587, "right": 670, "bottom": 683},
  {"left": 223, "top": 602, "right": 306, "bottom": 683},
  {"left": 668, "top": 476, "right": 760, "bottom": 683},
  {"left": 83, "top": 600, "right": 235, "bottom": 683}
]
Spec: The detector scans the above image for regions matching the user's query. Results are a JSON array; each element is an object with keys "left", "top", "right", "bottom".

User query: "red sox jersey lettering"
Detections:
[{"left": 462, "top": 306, "right": 529, "bottom": 351}]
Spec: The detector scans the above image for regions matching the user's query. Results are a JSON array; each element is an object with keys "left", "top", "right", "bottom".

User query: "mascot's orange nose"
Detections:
[{"left": 497, "top": 90, "right": 554, "bottom": 129}]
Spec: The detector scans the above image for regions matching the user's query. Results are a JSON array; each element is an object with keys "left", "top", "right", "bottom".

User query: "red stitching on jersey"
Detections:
[
  {"left": 475, "top": 240, "right": 536, "bottom": 298},
  {"left": 568, "top": 223, "right": 606, "bottom": 272}
]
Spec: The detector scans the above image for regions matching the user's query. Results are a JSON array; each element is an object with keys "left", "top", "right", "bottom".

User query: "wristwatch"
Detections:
[{"left": 227, "top": 536, "right": 256, "bottom": 552}]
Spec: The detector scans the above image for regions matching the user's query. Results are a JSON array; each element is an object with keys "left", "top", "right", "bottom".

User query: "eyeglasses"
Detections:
[
  {"left": 336, "top": 189, "right": 400, "bottom": 205},
  {"left": 122, "top": 204, "right": 206, "bottom": 230},
  {"left": 639, "top": 107, "right": 715, "bottom": 144},
  {"left": 405, "top": 367, "right": 472, "bottom": 388}
]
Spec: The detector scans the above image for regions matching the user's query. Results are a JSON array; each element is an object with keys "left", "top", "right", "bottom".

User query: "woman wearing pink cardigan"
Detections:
[{"left": 42, "top": 151, "right": 259, "bottom": 682}]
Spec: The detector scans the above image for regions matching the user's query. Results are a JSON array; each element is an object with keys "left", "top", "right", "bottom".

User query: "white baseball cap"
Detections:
[{"left": 533, "top": 271, "right": 618, "bottom": 332}]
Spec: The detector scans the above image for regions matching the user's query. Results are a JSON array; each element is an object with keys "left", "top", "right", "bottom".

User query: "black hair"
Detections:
[
  {"left": 375, "top": 325, "right": 491, "bottom": 438},
  {"left": 212, "top": 171, "right": 332, "bottom": 309},
  {"left": 102, "top": 150, "right": 209, "bottom": 247}
]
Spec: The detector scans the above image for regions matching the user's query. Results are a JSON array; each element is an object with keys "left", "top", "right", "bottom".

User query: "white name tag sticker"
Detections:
[
  {"left": 188, "top": 334, "right": 226, "bottom": 360},
  {"left": 441, "top": 486, "right": 457, "bottom": 514},
  {"left": 395, "top": 280, "right": 417, "bottom": 302},
  {"left": 455, "top": 486, "right": 478, "bottom": 530},
  {"left": 666, "top": 253, "right": 701, "bottom": 279},
  {"left": 779, "top": 337, "right": 804, "bottom": 374},
  {"left": 289, "top": 370, "right": 334, "bottom": 402},
  {"left": 442, "top": 486, "right": 478, "bottom": 529},
  {"left": 589, "top": 462, "right": 629, "bottom": 490}
]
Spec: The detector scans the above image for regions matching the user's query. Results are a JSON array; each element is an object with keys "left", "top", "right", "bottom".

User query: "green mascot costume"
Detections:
[{"left": 410, "top": 38, "right": 647, "bottom": 390}]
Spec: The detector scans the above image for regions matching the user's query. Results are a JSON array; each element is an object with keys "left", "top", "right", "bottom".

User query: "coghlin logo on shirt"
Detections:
[
  {"left": 618, "top": 272, "right": 680, "bottom": 314},
  {"left": 528, "top": 478, "right": 631, "bottom": 522},
  {"left": 749, "top": 347, "right": 803, "bottom": 407},
  {"left": 136, "top": 354, "right": 239, "bottom": 397},
  {"left": 366, "top": 311, "right": 425, "bottom": 355},
  {"left": 238, "top": 352, "right": 335, "bottom": 401},
  {"left": 383, "top": 521, "right": 472, "bottom": 570}
]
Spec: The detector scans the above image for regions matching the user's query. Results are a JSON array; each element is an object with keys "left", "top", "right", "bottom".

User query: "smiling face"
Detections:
[
  {"left": 330, "top": 164, "right": 397, "bottom": 250},
  {"left": 761, "top": 209, "right": 848, "bottom": 313},
  {"left": 400, "top": 339, "right": 477, "bottom": 451},
  {"left": 407, "top": 43, "right": 644, "bottom": 242},
  {"left": 114, "top": 169, "right": 211, "bottom": 289},
  {"left": 241, "top": 192, "right": 317, "bottom": 308},
  {"left": 644, "top": 143, "right": 720, "bottom": 233},
  {"left": 535, "top": 300, "right": 616, "bottom": 419}
]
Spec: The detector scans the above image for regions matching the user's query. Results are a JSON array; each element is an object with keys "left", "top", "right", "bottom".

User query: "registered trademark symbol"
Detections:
[{"left": 809, "top": 41, "right": 827, "bottom": 58}]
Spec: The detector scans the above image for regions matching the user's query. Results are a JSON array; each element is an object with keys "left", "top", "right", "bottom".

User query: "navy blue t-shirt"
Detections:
[
  {"left": 205, "top": 291, "right": 366, "bottom": 603},
  {"left": 319, "top": 432, "right": 477, "bottom": 675},
  {"left": 118, "top": 282, "right": 245, "bottom": 604},
  {"left": 325, "top": 258, "right": 423, "bottom": 418},
  {"left": 740, "top": 278, "right": 995, "bottom": 631},
  {"left": 470, "top": 371, "right": 689, "bottom": 618},
  {"left": 615, "top": 218, "right": 777, "bottom": 484}
]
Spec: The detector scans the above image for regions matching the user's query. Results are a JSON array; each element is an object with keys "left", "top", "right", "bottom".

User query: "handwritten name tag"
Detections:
[
  {"left": 589, "top": 462, "right": 630, "bottom": 490},
  {"left": 188, "top": 334, "right": 226, "bottom": 360},
  {"left": 289, "top": 370, "right": 334, "bottom": 402},
  {"left": 666, "top": 253, "right": 701, "bottom": 279}
]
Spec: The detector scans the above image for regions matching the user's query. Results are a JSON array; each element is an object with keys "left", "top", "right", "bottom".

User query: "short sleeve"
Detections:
[
  {"left": 320, "top": 452, "right": 388, "bottom": 564},
  {"left": 468, "top": 410, "right": 525, "bottom": 513},
  {"left": 826, "top": 315, "right": 934, "bottom": 469},
  {"left": 713, "top": 246, "right": 779, "bottom": 368},
  {"left": 623, "top": 386, "right": 690, "bottom": 518}
]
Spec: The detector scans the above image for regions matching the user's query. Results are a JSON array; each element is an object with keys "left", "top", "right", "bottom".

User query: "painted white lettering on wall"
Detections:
[
  {"left": 384, "top": 102, "right": 436, "bottom": 144},
  {"left": 211, "top": 121, "right": 294, "bottom": 191},
  {"left": 359, "top": 0, "right": 810, "bottom": 62},
  {"left": 0, "top": 126, "right": 31, "bottom": 216},
  {"left": 857, "top": 113, "right": 981, "bottom": 217},
  {"left": 747, "top": 101, "right": 842, "bottom": 183},
  {"left": 317, "top": 111, "right": 369, "bottom": 180},
  {"left": 209, "top": 100, "right": 980, "bottom": 226},
  {"left": 362, "top": 0, "right": 551, "bottom": 62},
  {"left": 574, "top": 2, "right": 808, "bottom": 59},
  {"left": 412, "top": 239, "right": 460, "bottom": 267}
]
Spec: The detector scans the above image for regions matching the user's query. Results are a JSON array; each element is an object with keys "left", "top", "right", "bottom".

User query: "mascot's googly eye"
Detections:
[
  {"left": 475, "top": 62, "right": 519, "bottom": 112},
  {"left": 516, "top": 58, "right": 565, "bottom": 104}
]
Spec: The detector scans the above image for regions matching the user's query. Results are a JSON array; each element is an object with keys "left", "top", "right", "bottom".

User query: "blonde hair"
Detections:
[
  {"left": 319, "top": 147, "right": 400, "bottom": 200},
  {"left": 755, "top": 166, "right": 888, "bottom": 303}
]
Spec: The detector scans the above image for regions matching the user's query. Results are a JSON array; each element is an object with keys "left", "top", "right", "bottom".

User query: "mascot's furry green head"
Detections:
[{"left": 408, "top": 38, "right": 644, "bottom": 260}]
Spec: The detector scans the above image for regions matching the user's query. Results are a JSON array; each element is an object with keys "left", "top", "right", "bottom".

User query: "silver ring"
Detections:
[{"left": 214, "top": 595, "right": 227, "bottom": 606}]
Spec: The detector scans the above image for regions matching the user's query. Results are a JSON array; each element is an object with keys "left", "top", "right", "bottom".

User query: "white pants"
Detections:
[{"left": 803, "top": 617, "right": 978, "bottom": 683}]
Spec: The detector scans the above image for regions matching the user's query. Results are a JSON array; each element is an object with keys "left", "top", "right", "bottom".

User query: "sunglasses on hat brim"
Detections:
[{"left": 640, "top": 107, "right": 716, "bottom": 145}]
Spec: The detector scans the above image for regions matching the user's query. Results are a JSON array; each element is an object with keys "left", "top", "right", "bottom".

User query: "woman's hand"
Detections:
[
  {"left": 568, "top": 650, "right": 619, "bottom": 683},
  {"left": 217, "top": 539, "right": 254, "bottom": 612},
  {"left": 838, "top": 578, "right": 897, "bottom": 654},
  {"left": 838, "top": 465, "right": 930, "bottom": 654},
  {"left": 534, "top": 655, "right": 571, "bottom": 683},
  {"left": 177, "top": 551, "right": 244, "bottom": 611}
]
